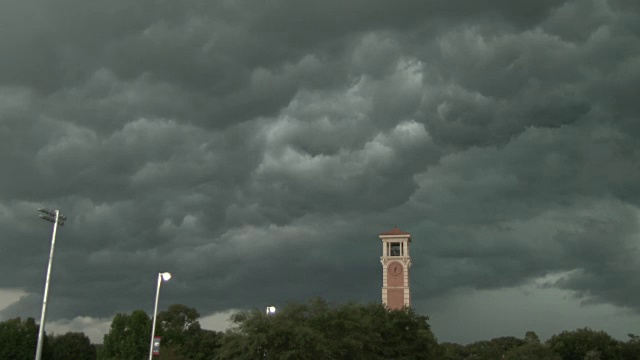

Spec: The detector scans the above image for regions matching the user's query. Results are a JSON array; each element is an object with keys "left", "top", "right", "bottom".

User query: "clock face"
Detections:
[{"left": 389, "top": 262, "right": 402, "bottom": 276}]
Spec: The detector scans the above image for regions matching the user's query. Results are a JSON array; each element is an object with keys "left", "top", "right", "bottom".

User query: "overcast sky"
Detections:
[{"left": 1, "top": 0, "right": 639, "bottom": 345}]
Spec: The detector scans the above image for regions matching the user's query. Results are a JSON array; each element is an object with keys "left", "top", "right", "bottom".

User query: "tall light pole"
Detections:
[
  {"left": 149, "top": 272, "right": 171, "bottom": 360},
  {"left": 35, "top": 208, "right": 66, "bottom": 360},
  {"left": 264, "top": 306, "right": 276, "bottom": 359}
]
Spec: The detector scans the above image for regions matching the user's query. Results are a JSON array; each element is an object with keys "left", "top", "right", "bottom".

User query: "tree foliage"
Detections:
[
  {"left": 100, "top": 310, "right": 151, "bottom": 360},
  {"left": 546, "top": 327, "right": 620, "bottom": 360},
  {"left": 0, "top": 317, "right": 51, "bottom": 360},
  {"left": 50, "top": 332, "right": 96, "bottom": 360},
  {"left": 439, "top": 331, "right": 559, "bottom": 360},
  {"left": 216, "top": 298, "right": 440, "bottom": 360},
  {"left": 462, "top": 336, "right": 525, "bottom": 359},
  {"left": 524, "top": 331, "right": 541, "bottom": 345},
  {"left": 439, "top": 342, "right": 466, "bottom": 360},
  {"left": 618, "top": 334, "right": 640, "bottom": 360},
  {"left": 96, "top": 305, "right": 221, "bottom": 360},
  {"left": 156, "top": 304, "right": 222, "bottom": 360},
  {"left": 503, "top": 342, "right": 562, "bottom": 360},
  {"left": 6, "top": 301, "right": 640, "bottom": 360}
]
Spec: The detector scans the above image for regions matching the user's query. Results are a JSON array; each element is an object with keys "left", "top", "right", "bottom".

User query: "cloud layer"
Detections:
[{"left": 1, "top": 0, "right": 639, "bottom": 342}]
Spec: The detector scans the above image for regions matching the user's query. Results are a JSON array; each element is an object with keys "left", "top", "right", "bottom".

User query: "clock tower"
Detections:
[{"left": 380, "top": 227, "right": 411, "bottom": 310}]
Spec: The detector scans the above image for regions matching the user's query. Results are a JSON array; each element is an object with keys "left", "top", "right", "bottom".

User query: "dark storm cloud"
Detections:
[
  {"left": 0, "top": 0, "right": 564, "bottom": 129},
  {"left": 0, "top": 0, "right": 639, "bottom": 342}
]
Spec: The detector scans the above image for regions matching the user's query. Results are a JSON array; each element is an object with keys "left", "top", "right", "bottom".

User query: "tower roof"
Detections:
[{"left": 379, "top": 226, "right": 411, "bottom": 236}]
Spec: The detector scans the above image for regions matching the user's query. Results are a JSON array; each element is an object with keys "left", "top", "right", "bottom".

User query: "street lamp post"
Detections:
[
  {"left": 263, "top": 306, "right": 276, "bottom": 359},
  {"left": 149, "top": 272, "right": 171, "bottom": 360},
  {"left": 35, "top": 208, "right": 66, "bottom": 360}
]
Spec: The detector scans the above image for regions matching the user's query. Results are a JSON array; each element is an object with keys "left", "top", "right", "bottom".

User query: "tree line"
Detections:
[{"left": 1, "top": 298, "right": 640, "bottom": 359}]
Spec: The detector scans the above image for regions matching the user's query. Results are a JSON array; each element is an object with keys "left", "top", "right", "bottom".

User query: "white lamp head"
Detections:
[
  {"left": 161, "top": 272, "right": 172, "bottom": 281},
  {"left": 266, "top": 306, "right": 276, "bottom": 315}
]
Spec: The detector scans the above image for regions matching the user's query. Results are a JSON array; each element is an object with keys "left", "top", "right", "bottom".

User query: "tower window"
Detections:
[{"left": 390, "top": 243, "right": 401, "bottom": 256}]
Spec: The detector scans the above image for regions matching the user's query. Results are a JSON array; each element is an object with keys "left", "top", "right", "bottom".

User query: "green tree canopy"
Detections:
[
  {"left": 618, "top": 334, "right": 640, "bottom": 360},
  {"left": 546, "top": 327, "right": 620, "bottom": 360},
  {"left": 216, "top": 298, "right": 440, "bottom": 360},
  {"left": 524, "top": 331, "right": 541, "bottom": 344},
  {"left": 463, "top": 336, "right": 525, "bottom": 359},
  {"left": 439, "top": 342, "right": 466, "bottom": 360},
  {"left": 158, "top": 304, "right": 202, "bottom": 348},
  {"left": 100, "top": 309, "right": 151, "bottom": 360},
  {"left": 156, "top": 304, "right": 222, "bottom": 360},
  {"left": 503, "top": 342, "right": 562, "bottom": 360},
  {"left": 50, "top": 332, "right": 96, "bottom": 360},
  {"left": 0, "top": 317, "right": 51, "bottom": 360}
]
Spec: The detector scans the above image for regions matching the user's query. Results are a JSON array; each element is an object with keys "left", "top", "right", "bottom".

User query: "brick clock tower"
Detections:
[{"left": 380, "top": 227, "right": 411, "bottom": 310}]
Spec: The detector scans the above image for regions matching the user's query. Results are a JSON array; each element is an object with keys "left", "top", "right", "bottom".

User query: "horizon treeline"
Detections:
[{"left": 1, "top": 298, "right": 639, "bottom": 359}]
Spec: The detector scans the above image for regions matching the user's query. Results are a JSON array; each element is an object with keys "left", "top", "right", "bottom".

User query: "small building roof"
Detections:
[{"left": 379, "top": 226, "right": 411, "bottom": 236}]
